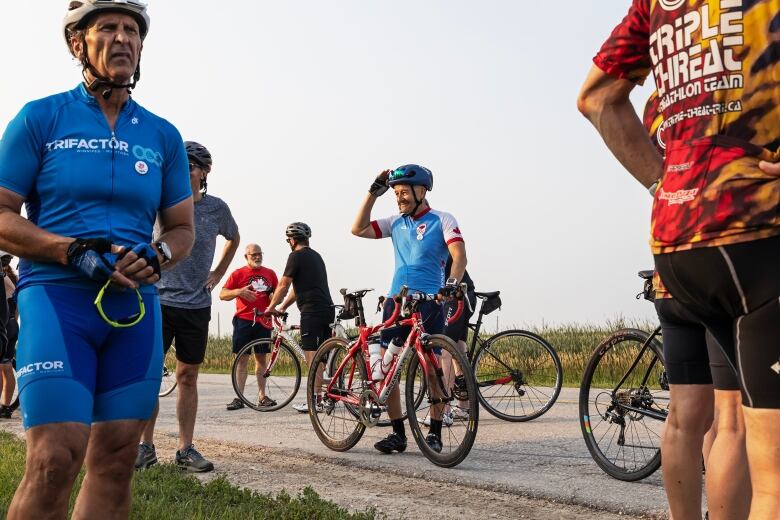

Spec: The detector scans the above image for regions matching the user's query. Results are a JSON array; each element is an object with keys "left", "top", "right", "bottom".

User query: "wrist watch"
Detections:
[{"left": 154, "top": 241, "right": 172, "bottom": 264}]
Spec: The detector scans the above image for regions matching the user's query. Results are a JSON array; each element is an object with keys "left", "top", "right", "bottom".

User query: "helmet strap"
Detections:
[{"left": 404, "top": 187, "right": 425, "bottom": 217}]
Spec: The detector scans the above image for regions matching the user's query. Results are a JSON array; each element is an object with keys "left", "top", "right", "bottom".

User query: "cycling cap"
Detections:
[
  {"left": 185, "top": 141, "right": 213, "bottom": 171},
  {"left": 64, "top": 0, "right": 150, "bottom": 45},
  {"left": 285, "top": 222, "right": 312, "bottom": 240},
  {"left": 387, "top": 164, "right": 433, "bottom": 191}
]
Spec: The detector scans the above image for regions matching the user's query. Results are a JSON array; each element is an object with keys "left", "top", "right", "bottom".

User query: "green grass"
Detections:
[
  {"left": 201, "top": 319, "right": 656, "bottom": 387},
  {"left": 0, "top": 432, "right": 375, "bottom": 519}
]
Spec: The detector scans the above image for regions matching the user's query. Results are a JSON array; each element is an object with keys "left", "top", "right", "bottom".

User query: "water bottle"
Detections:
[
  {"left": 368, "top": 341, "right": 383, "bottom": 381},
  {"left": 381, "top": 338, "right": 403, "bottom": 374}
]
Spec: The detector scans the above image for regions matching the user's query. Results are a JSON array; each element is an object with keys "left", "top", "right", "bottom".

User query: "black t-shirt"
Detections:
[
  {"left": 283, "top": 247, "right": 333, "bottom": 314},
  {"left": 445, "top": 256, "right": 475, "bottom": 293}
]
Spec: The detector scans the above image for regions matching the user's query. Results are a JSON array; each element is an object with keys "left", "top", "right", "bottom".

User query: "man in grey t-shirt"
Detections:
[{"left": 137, "top": 141, "right": 239, "bottom": 473}]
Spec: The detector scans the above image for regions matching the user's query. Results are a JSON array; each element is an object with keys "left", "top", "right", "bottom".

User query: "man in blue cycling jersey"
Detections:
[
  {"left": 0, "top": 2, "right": 193, "bottom": 518},
  {"left": 352, "top": 164, "right": 467, "bottom": 454}
]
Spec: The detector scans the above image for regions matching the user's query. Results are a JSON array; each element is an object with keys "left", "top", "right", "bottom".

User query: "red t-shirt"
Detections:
[
  {"left": 223, "top": 266, "right": 278, "bottom": 324},
  {"left": 594, "top": 0, "right": 780, "bottom": 254}
]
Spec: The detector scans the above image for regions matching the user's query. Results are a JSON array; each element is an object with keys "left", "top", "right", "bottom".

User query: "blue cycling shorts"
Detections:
[{"left": 16, "top": 284, "right": 162, "bottom": 429}]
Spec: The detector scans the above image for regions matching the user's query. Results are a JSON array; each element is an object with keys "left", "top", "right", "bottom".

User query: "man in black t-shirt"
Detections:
[{"left": 266, "top": 222, "right": 334, "bottom": 413}]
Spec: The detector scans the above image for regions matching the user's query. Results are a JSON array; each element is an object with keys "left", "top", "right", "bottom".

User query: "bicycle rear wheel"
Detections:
[
  {"left": 308, "top": 337, "right": 367, "bottom": 451},
  {"left": 232, "top": 339, "right": 301, "bottom": 412},
  {"left": 474, "top": 330, "right": 563, "bottom": 422},
  {"left": 159, "top": 345, "right": 178, "bottom": 397},
  {"left": 407, "top": 335, "right": 479, "bottom": 468},
  {"left": 579, "top": 328, "right": 668, "bottom": 481}
]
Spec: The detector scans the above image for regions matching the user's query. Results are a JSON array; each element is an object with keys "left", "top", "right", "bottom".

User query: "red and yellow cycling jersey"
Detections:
[{"left": 595, "top": 0, "right": 780, "bottom": 254}]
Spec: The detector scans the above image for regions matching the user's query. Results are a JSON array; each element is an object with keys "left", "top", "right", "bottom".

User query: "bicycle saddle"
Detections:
[
  {"left": 638, "top": 270, "right": 654, "bottom": 280},
  {"left": 340, "top": 288, "right": 374, "bottom": 298},
  {"left": 475, "top": 291, "right": 500, "bottom": 299}
]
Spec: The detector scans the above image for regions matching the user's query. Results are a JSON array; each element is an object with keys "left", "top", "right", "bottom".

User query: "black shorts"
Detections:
[
  {"left": 300, "top": 310, "right": 334, "bottom": 351},
  {"left": 655, "top": 235, "right": 780, "bottom": 408},
  {"left": 380, "top": 298, "right": 444, "bottom": 351},
  {"left": 232, "top": 316, "right": 271, "bottom": 354},
  {"left": 655, "top": 298, "right": 739, "bottom": 390},
  {"left": 0, "top": 319, "right": 17, "bottom": 364},
  {"left": 443, "top": 292, "right": 476, "bottom": 343},
  {"left": 161, "top": 305, "right": 210, "bottom": 365}
]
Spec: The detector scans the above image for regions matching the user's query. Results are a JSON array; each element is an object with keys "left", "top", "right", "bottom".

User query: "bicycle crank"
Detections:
[{"left": 359, "top": 390, "right": 382, "bottom": 428}]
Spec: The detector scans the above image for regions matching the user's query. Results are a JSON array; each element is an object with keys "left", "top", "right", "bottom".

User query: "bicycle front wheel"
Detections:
[
  {"left": 308, "top": 337, "right": 367, "bottom": 451},
  {"left": 579, "top": 328, "right": 668, "bottom": 481},
  {"left": 407, "top": 335, "right": 479, "bottom": 468},
  {"left": 232, "top": 339, "right": 301, "bottom": 412},
  {"left": 474, "top": 330, "right": 563, "bottom": 422},
  {"left": 159, "top": 345, "right": 178, "bottom": 397}
]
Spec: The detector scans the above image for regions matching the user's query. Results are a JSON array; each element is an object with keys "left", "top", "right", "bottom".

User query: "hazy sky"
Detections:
[{"left": 1, "top": 1, "right": 658, "bottom": 334}]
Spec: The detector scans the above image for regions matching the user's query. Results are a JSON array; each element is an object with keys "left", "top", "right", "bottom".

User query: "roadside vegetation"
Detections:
[
  {"left": 0, "top": 432, "right": 375, "bottom": 519},
  {"left": 199, "top": 318, "right": 655, "bottom": 386}
]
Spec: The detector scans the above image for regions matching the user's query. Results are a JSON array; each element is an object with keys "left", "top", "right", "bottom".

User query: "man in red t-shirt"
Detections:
[{"left": 220, "top": 244, "right": 278, "bottom": 410}]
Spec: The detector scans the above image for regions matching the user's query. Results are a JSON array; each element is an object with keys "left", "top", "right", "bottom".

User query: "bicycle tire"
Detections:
[
  {"left": 232, "top": 339, "right": 301, "bottom": 412},
  {"left": 579, "top": 328, "right": 668, "bottom": 482},
  {"left": 406, "top": 335, "right": 479, "bottom": 468},
  {"left": 308, "top": 337, "right": 366, "bottom": 451},
  {"left": 473, "top": 329, "right": 563, "bottom": 422},
  {"left": 159, "top": 345, "right": 178, "bottom": 397}
]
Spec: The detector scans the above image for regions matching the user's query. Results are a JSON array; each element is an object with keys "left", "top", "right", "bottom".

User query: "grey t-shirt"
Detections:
[{"left": 157, "top": 194, "right": 238, "bottom": 309}]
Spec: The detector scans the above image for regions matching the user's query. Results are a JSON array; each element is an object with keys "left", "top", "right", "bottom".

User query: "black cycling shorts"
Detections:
[
  {"left": 0, "top": 319, "right": 17, "bottom": 364},
  {"left": 655, "top": 298, "right": 739, "bottom": 390},
  {"left": 162, "top": 305, "right": 211, "bottom": 365},
  {"left": 380, "top": 298, "right": 444, "bottom": 351},
  {"left": 655, "top": 235, "right": 780, "bottom": 409},
  {"left": 232, "top": 316, "right": 271, "bottom": 354},
  {"left": 300, "top": 310, "right": 334, "bottom": 351},
  {"left": 443, "top": 292, "right": 476, "bottom": 343}
]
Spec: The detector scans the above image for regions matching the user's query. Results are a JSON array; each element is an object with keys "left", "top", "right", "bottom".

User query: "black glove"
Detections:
[
  {"left": 369, "top": 175, "right": 389, "bottom": 197},
  {"left": 66, "top": 238, "right": 116, "bottom": 282},
  {"left": 129, "top": 243, "right": 161, "bottom": 280}
]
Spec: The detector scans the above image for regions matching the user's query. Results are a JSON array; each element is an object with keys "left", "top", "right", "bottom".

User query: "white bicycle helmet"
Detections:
[{"left": 63, "top": 0, "right": 150, "bottom": 45}]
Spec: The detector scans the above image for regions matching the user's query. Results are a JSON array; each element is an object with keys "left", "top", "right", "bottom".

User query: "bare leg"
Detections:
[
  {"left": 705, "top": 389, "right": 750, "bottom": 520},
  {"left": 72, "top": 419, "right": 145, "bottom": 519},
  {"left": 0, "top": 363, "right": 15, "bottom": 406},
  {"left": 175, "top": 360, "right": 201, "bottom": 450},
  {"left": 661, "top": 384, "right": 714, "bottom": 520},
  {"left": 743, "top": 408, "right": 780, "bottom": 520},
  {"left": 303, "top": 351, "right": 324, "bottom": 397},
  {"left": 139, "top": 400, "right": 159, "bottom": 445},
  {"left": 235, "top": 354, "right": 249, "bottom": 394},
  {"left": 254, "top": 353, "right": 267, "bottom": 399},
  {"left": 8, "top": 423, "right": 90, "bottom": 520}
]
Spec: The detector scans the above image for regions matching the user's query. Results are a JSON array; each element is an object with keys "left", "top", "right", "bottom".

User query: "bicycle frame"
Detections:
[
  {"left": 325, "top": 293, "right": 464, "bottom": 410},
  {"left": 261, "top": 313, "right": 348, "bottom": 377},
  {"left": 463, "top": 303, "right": 516, "bottom": 387},
  {"left": 610, "top": 326, "right": 667, "bottom": 422}
]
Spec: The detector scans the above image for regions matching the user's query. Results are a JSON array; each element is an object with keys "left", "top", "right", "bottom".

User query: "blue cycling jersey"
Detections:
[
  {"left": 372, "top": 207, "right": 464, "bottom": 296},
  {"left": 0, "top": 84, "right": 191, "bottom": 293}
]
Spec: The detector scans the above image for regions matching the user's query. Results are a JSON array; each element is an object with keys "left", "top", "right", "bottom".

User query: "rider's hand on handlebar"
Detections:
[
  {"left": 439, "top": 279, "right": 460, "bottom": 299},
  {"left": 368, "top": 170, "right": 392, "bottom": 197},
  {"left": 265, "top": 307, "right": 283, "bottom": 317}
]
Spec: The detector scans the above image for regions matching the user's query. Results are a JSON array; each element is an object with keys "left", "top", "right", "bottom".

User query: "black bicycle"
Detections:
[
  {"left": 579, "top": 271, "right": 669, "bottom": 481},
  {"left": 462, "top": 291, "right": 563, "bottom": 422}
]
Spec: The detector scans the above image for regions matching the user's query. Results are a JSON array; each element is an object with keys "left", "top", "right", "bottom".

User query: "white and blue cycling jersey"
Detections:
[
  {"left": 0, "top": 83, "right": 191, "bottom": 294},
  {"left": 371, "top": 207, "right": 464, "bottom": 296}
]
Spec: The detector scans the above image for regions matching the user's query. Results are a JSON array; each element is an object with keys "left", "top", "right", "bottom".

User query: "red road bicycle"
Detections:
[{"left": 307, "top": 285, "right": 479, "bottom": 468}]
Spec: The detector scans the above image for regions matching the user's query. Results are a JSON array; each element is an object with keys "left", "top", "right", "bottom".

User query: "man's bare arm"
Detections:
[
  {"left": 577, "top": 65, "right": 663, "bottom": 188},
  {"left": 447, "top": 242, "right": 467, "bottom": 283}
]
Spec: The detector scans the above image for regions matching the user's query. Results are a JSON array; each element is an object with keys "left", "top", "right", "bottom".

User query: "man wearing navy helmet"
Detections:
[
  {"left": 0, "top": 1, "right": 194, "bottom": 517},
  {"left": 352, "top": 165, "right": 467, "bottom": 454}
]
